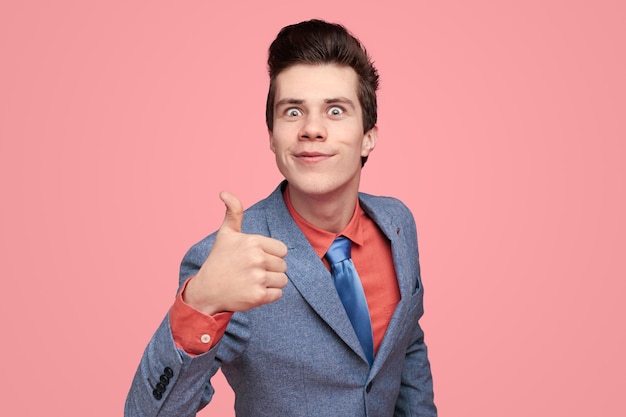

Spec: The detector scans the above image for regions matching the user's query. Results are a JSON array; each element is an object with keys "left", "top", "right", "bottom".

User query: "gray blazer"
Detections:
[{"left": 125, "top": 182, "right": 436, "bottom": 416}]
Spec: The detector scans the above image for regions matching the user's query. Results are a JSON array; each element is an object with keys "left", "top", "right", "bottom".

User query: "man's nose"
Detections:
[{"left": 298, "top": 114, "right": 327, "bottom": 141}]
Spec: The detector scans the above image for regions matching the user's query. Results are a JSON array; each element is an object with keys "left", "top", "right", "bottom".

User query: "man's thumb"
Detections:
[{"left": 219, "top": 191, "right": 244, "bottom": 233}]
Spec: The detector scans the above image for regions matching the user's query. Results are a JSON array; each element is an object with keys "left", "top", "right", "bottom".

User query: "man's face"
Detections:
[{"left": 269, "top": 64, "right": 377, "bottom": 200}]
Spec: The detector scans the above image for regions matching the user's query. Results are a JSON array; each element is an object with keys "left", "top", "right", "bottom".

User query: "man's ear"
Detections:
[
  {"left": 361, "top": 125, "right": 378, "bottom": 157},
  {"left": 268, "top": 129, "right": 276, "bottom": 153}
]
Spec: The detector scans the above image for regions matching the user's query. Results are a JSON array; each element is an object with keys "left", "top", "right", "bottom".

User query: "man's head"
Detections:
[{"left": 266, "top": 20, "right": 380, "bottom": 166}]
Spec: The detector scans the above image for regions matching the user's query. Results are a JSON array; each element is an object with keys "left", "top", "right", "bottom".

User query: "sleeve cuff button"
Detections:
[{"left": 152, "top": 389, "right": 162, "bottom": 400}]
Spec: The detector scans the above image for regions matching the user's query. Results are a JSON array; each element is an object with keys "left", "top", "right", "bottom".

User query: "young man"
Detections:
[{"left": 126, "top": 19, "right": 436, "bottom": 416}]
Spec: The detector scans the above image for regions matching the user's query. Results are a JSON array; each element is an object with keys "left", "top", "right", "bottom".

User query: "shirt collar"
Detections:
[{"left": 283, "top": 184, "right": 364, "bottom": 259}]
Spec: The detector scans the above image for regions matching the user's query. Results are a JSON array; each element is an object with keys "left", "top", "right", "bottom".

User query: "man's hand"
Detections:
[{"left": 183, "top": 191, "right": 289, "bottom": 315}]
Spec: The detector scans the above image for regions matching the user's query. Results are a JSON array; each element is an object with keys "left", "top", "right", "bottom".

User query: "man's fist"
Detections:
[{"left": 183, "top": 192, "right": 289, "bottom": 315}]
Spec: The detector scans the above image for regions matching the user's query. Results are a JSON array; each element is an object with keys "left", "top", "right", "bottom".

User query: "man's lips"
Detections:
[{"left": 294, "top": 152, "right": 332, "bottom": 162}]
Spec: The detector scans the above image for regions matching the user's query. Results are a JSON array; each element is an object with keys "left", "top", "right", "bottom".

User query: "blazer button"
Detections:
[
  {"left": 160, "top": 374, "right": 170, "bottom": 385},
  {"left": 156, "top": 382, "right": 167, "bottom": 394},
  {"left": 366, "top": 381, "right": 373, "bottom": 393},
  {"left": 163, "top": 367, "right": 174, "bottom": 378},
  {"left": 152, "top": 389, "right": 163, "bottom": 400}
]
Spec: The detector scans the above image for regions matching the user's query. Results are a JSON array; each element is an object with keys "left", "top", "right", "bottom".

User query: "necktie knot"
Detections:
[{"left": 325, "top": 236, "right": 352, "bottom": 264}]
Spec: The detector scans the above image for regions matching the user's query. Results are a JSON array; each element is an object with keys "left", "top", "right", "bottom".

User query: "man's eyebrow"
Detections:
[
  {"left": 325, "top": 97, "right": 356, "bottom": 108},
  {"left": 274, "top": 98, "right": 304, "bottom": 108}
]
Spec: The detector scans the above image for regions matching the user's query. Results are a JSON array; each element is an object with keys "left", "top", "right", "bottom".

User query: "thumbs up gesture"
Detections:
[{"left": 183, "top": 192, "right": 289, "bottom": 315}]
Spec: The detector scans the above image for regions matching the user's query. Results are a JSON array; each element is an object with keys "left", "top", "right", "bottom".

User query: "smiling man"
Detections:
[
  {"left": 126, "top": 19, "right": 437, "bottom": 417},
  {"left": 270, "top": 63, "right": 377, "bottom": 231}
]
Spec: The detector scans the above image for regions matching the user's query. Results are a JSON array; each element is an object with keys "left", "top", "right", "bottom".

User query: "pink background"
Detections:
[{"left": 1, "top": 1, "right": 624, "bottom": 415}]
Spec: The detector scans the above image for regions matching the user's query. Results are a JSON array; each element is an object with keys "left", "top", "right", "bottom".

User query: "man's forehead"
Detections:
[{"left": 274, "top": 63, "right": 359, "bottom": 102}]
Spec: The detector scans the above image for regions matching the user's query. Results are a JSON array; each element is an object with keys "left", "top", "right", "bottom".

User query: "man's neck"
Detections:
[{"left": 286, "top": 184, "right": 358, "bottom": 234}]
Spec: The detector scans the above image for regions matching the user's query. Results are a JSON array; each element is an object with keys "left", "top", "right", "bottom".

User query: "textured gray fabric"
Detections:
[{"left": 125, "top": 182, "right": 437, "bottom": 416}]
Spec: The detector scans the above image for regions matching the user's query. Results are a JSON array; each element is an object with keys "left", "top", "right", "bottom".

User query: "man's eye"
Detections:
[
  {"left": 328, "top": 106, "right": 344, "bottom": 116},
  {"left": 286, "top": 108, "right": 302, "bottom": 117}
]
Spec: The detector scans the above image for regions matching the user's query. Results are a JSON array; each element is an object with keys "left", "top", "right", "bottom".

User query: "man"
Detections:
[{"left": 126, "top": 19, "right": 436, "bottom": 416}]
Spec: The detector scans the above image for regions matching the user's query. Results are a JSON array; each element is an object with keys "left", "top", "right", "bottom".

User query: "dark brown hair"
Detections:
[{"left": 265, "top": 19, "right": 380, "bottom": 137}]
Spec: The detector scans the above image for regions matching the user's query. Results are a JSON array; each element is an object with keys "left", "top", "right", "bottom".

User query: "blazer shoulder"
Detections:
[{"left": 359, "top": 193, "right": 415, "bottom": 221}]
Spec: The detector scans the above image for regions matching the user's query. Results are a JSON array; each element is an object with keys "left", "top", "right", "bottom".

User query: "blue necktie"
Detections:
[{"left": 325, "top": 236, "right": 374, "bottom": 366}]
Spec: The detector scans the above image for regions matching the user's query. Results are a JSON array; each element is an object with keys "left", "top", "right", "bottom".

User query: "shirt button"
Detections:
[{"left": 200, "top": 334, "right": 211, "bottom": 344}]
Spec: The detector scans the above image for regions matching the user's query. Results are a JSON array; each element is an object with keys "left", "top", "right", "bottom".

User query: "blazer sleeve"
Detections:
[
  {"left": 394, "top": 306, "right": 438, "bottom": 416},
  {"left": 394, "top": 208, "right": 438, "bottom": 417},
  {"left": 125, "top": 234, "right": 224, "bottom": 417}
]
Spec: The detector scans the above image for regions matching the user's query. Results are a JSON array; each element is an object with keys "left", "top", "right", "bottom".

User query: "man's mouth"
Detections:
[{"left": 295, "top": 152, "right": 332, "bottom": 162}]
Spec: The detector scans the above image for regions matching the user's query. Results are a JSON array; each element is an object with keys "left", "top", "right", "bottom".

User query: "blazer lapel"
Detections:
[
  {"left": 262, "top": 184, "right": 371, "bottom": 365},
  {"left": 359, "top": 195, "right": 415, "bottom": 375}
]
